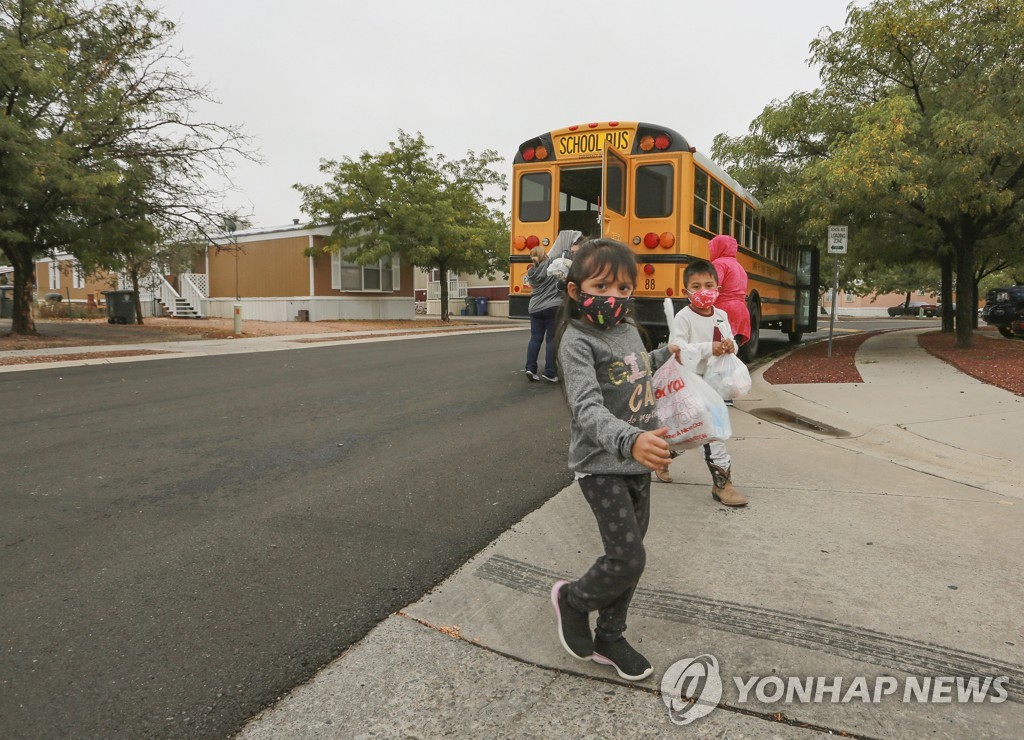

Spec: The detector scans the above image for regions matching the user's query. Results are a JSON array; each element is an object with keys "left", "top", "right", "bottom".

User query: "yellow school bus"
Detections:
[{"left": 508, "top": 121, "right": 818, "bottom": 357}]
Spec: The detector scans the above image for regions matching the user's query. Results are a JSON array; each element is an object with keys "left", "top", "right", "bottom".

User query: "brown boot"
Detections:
[{"left": 708, "top": 463, "right": 748, "bottom": 506}]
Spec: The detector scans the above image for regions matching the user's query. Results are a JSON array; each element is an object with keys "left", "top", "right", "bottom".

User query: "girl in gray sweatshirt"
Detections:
[{"left": 549, "top": 239, "right": 680, "bottom": 682}]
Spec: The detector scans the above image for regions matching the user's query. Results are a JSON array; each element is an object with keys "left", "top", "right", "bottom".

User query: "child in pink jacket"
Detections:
[{"left": 708, "top": 234, "right": 750, "bottom": 346}]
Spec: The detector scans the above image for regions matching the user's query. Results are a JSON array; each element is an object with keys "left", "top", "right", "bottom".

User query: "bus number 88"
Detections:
[{"left": 644, "top": 278, "right": 656, "bottom": 290}]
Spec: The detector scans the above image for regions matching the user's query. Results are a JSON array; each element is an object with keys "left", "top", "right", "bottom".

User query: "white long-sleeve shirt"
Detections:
[{"left": 670, "top": 306, "right": 734, "bottom": 376}]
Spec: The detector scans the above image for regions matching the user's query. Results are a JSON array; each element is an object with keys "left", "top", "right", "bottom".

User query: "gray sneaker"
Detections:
[
  {"left": 525, "top": 370, "right": 540, "bottom": 381},
  {"left": 542, "top": 373, "right": 559, "bottom": 382}
]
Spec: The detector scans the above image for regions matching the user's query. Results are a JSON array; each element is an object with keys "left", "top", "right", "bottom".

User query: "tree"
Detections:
[
  {"left": 0, "top": 0, "right": 251, "bottom": 335},
  {"left": 715, "top": 0, "right": 1024, "bottom": 347},
  {"left": 295, "top": 131, "right": 509, "bottom": 321}
]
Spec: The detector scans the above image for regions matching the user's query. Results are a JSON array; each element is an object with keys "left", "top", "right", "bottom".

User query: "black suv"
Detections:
[{"left": 981, "top": 285, "right": 1024, "bottom": 339}]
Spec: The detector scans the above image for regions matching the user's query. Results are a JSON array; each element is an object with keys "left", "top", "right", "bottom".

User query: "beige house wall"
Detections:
[
  {"left": 34, "top": 258, "right": 119, "bottom": 301},
  {"left": 207, "top": 236, "right": 310, "bottom": 298}
]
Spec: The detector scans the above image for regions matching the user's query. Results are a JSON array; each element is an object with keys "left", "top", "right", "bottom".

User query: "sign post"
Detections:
[{"left": 826, "top": 226, "right": 848, "bottom": 358}]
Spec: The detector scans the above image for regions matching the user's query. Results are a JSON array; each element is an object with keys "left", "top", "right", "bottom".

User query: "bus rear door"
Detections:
[
  {"left": 794, "top": 246, "right": 820, "bottom": 336},
  {"left": 601, "top": 146, "right": 630, "bottom": 242}
]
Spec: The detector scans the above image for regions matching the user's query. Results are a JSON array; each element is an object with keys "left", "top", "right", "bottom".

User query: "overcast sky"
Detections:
[{"left": 156, "top": 0, "right": 858, "bottom": 227}]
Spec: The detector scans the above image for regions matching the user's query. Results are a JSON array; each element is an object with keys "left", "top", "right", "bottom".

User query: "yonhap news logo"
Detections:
[
  {"left": 660, "top": 654, "right": 723, "bottom": 725},
  {"left": 660, "top": 655, "right": 1009, "bottom": 725}
]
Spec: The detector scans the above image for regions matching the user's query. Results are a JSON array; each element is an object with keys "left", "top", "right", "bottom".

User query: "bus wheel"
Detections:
[
  {"left": 787, "top": 331, "right": 803, "bottom": 343},
  {"left": 739, "top": 302, "right": 760, "bottom": 362}
]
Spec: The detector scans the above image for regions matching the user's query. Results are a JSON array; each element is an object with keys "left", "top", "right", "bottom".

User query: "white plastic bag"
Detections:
[
  {"left": 704, "top": 353, "right": 752, "bottom": 400},
  {"left": 653, "top": 359, "right": 732, "bottom": 450},
  {"left": 547, "top": 256, "right": 572, "bottom": 280}
]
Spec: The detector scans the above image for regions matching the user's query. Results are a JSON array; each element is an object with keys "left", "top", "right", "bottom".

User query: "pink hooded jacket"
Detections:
[{"left": 708, "top": 235, "right": 751, "bottom": 342}]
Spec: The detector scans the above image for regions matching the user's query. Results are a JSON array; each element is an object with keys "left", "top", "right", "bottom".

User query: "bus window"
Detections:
[
  {"left": 520, "top": 172, "right": 551, "bottom": 222},
  {"left": 635, "top": 164, "right": 673, "bottom": 218},
  {"left": 744, "top": 204, "right": 755, "bottom": 248},
  {"left": 693, "top": 168, "right": 709, "bottom": 230},
  {"left": 709, "top": 180, "right": 722, "bottom": 235},
  {"left": 605, "top": 153, "right": 626, "bottom": 215},
  {"left": 722, "top": 190, "right": 734, "bottom": 239}
]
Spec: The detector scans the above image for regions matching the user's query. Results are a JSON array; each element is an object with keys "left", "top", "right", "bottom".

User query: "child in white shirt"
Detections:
[{"left": 662, "top": 259, "right": 748, "bottom": 506}]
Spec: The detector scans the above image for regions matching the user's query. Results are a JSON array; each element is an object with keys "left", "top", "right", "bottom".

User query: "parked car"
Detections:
[
  {"left": 924, "top": 302, "right": 953, "bottom": 318},
  {"left": 888, "top": 301, "right": 937, "bottom": 317},
  {"left": 981, "top": 285, "right": 1024, "bottom": 339}
]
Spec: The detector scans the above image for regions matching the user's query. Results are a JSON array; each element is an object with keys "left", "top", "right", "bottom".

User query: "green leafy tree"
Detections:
[
  {"left": 0, "top": 0, "right": 251, "bottom": 335},
  {"left": 715, "top": 0, "right": 1024, "bottom": 347},
  {"left": 295, "top": 131, "right": 509, "bottom": 321}
]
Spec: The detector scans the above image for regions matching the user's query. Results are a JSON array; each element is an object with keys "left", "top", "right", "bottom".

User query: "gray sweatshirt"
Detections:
[
  {"left": 527, "top": 258, "right": 563, "bottom": 313},
  {"left": 558, "top": 320, "right": 673, "bottom": 475},
  {"left": 526, "top": 230, "right": 581, "bottom": 313}
]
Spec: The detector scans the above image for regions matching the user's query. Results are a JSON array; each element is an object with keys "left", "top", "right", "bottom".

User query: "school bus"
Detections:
[{"left": 508, "top": 121, "right": 818, "bottom": 358}]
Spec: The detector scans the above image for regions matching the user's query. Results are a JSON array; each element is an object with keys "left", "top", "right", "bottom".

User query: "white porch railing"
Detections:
[
  {"left": 159, "top": 276, "right": 181, "bottom": 314},
  {"left": 427, "top": 279, "right": 467, "bottom": 300},
  {"left": 181, "top": 273, "right": 208, "bottom": 317}
]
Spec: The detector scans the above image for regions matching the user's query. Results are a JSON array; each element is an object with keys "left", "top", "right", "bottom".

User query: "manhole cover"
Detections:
[{"left": 749, "top": 407, "right": 850, "bottom": 437}]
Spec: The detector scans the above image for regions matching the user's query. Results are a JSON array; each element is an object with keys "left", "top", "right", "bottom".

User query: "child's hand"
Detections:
[
  {"left": 712, "top": 339, "right": 735, "bottom": 356},
  {"left": 667, "top": 343, "right": 683, "bottom": 364},
  {"left": 631, "top": 428, "right": 671, "bottom": 471}
]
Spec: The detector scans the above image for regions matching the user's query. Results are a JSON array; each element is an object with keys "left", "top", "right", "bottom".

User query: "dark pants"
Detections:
[
  {"left": 525, "top": 306, "right": 558, "bottom": 377},
  {"left": 566, "top": 473, "right": 650, "bottom": 641}
]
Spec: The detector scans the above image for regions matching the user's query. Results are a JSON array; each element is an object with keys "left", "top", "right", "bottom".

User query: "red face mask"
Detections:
[{"left": 689, "top": 289, "right": 719, "bottom": 310}]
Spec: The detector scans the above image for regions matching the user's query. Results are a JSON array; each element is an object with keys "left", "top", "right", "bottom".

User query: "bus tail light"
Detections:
[
  {"left": 525, "top": 235, "right": 540, "bottom": 248},
  {"left": 643, "top": 232, "right": 660, "bottom": 249},
  {"left": 643, "top": 264, "right": 655, "bottom": 275},
  {"left": 513, "top": 236, "right": 527, "bottom": 250},
  {"left": 534, "top": 146, "right": 549, "bottom": 160},
  {"left": 666, "top": 288, "right": 674, "bottom": 297},
  {"left": 513, "top": 285, "right": 521, "bottom": 292},
  {"left": 639, "top": 136, "right": 654, "bottom": 152},
  {"left": 659, "top": 232, "right": 676, "bottom": 248},
  {"left": 521, "top": 147, "right": 536, "bottom": 162},
  {"left": 654, "top": 134, "right": 671, "bottom": 150}
]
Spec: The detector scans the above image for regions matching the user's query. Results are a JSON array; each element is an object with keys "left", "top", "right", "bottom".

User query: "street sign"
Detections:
[{"left": 828, "top": 225, "right": 848, "bottom": 254}]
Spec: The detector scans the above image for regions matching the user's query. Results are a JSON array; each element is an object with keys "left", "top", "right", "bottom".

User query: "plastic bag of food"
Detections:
[
  {"left": 653, "top": 358, "right": 732, "bottom": 449},
  {"left": 547, "top": 257, "right": 572, "bottom": 280},
  {"left": 704, "top": 353, "right": 752, "bottom": 400}
]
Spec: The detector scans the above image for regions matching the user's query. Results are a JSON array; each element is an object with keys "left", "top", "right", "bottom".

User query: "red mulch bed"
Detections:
[
  {"left": 763, "top": 331, "right": 883, "bottom": 385},
  {"left": 918, "top": 331, "right": 1024, "bottom": 396}
]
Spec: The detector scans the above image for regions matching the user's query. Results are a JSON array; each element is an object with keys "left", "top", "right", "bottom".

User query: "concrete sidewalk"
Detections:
[{"left": 236, "top": 329, "right": 1023, "bottom": 739}]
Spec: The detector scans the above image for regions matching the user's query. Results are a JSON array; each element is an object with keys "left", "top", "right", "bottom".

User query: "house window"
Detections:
[
  {"left": 331, "top": 252, "right": 400, "bottom": 292},
  {"left": 48, "top": 262, "right": 60, "bottom": 290},
  {"left": 845, "top": 291, "right": 854, "bottom": 302},
  {"left": 73, "top": 263, "right": 85, "bottom": 289}
]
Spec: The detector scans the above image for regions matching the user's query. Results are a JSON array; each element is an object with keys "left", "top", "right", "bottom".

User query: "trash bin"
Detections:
[
  {"left": 101, "top": 290, "right": 137, "bottom": 324},
  {"left": 464, "top": 296, "right": 477, "bottom": 316},
  {"left": 475, "top": 296, "right": 489, "bottom": 316},
  {"left": 0, "top": 285, "right": 12, "bottom": 318}
]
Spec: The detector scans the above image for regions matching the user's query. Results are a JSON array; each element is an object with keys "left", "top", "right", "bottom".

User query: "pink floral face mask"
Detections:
[{"left": 689, "top": 289, "right": 719, "bottom": 310}]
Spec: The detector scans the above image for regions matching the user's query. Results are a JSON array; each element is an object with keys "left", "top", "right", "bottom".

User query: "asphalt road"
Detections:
[{"left": 0, "top": 330, "right": 572, "bottom": 739}]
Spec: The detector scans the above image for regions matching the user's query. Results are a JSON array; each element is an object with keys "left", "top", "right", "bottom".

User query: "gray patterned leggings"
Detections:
[{"left": 565, "top": 473, "right": 650, "bottom": 641}]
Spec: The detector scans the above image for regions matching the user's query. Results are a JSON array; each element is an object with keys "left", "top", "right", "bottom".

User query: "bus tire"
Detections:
[
  {"left": 787, "top": 331, "right": 803, "bottom": 343},
  {"left": 739, "top": 301, "right": 760, "bottom": 362}
]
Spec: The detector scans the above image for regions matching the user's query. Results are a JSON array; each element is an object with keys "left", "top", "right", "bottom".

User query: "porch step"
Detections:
[{"left": 158, "top": 297, "right": 201, "bottom": 318}]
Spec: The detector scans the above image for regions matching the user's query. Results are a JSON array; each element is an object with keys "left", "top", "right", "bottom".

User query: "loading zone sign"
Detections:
[{"left": 828, "top": 225, "right": 848, "bottom": 254}]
